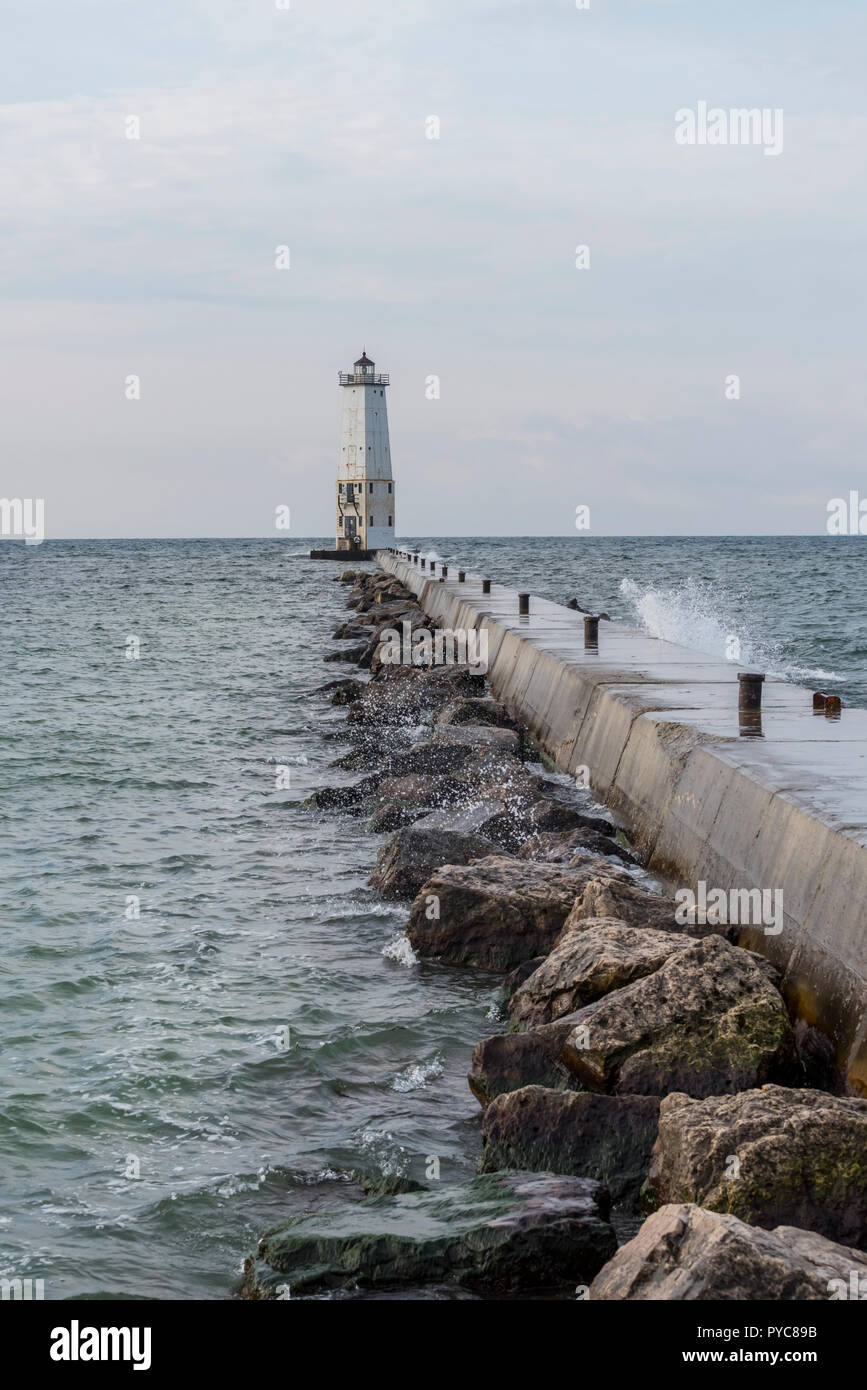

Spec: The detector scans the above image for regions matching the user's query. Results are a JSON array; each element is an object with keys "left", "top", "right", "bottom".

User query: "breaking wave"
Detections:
[{"left": 620, "top": 577, "right": 844, "bottom": 686}]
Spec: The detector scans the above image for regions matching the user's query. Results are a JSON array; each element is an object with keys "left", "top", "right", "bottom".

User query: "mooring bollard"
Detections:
[
  {"left": 518, "top": 593, "right": 529, "bottom": 615},
  {"left": 738, "top": 672, "right": 765, "bottom": 711},
  {"left": 458, "top": 570, "right": 465, "bottom": 582},
  {"left": 825, "top": 694, "right": 843, "bottom": 717},
  {"left": 420, "top": 558, "right": 426, "bottom": 569},
  {"left": 584, "top": 615, "right": 599, "bottom": 646},
  {"left": 813, "top": 692, "right": 826, "bottom": 710},
  {"left": 442, "top": 564, "right": 448, "bottom": 577},
  {"left": 482, "top": 578, "right": 491, "bottom": 594}
]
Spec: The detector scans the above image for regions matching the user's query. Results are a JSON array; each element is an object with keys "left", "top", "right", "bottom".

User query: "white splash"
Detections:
[
  {"left": 391, "top": 1056, "right": 444, "bottom": 1092},
  {"left": 382, "top": 933, "right": 419, "bottom": 966},
  {"left": 620, "top": 577, "right": 844, "bottom": 686}
]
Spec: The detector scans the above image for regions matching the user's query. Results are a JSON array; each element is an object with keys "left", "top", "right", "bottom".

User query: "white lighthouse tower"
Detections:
[{"left": 335, "top": 350, "right": 395, "bottom": 552}]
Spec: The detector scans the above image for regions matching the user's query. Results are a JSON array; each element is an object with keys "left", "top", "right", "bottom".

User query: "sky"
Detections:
[{"left": 1, "top": 0, "right": 865, "bottom": 538}]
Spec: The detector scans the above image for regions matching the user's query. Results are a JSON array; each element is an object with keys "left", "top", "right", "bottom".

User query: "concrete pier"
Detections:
[{"left": 377, "top": 551, "right": 867, "bottom": 1093}]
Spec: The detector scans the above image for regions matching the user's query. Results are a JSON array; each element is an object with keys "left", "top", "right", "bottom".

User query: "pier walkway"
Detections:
[{"left": 380, "top": 550, "right": 867, "bottom": 1093}]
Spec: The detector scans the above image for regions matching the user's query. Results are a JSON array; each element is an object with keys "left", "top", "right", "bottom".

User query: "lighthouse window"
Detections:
[
  {"left": 388, "top": 483, "right": 392, "bottom": 494},
  {"left": 388, "top": 515, "right": 392, "bottom": 526},
  {"left": 369, "top": 482, "right": 373, "bottom": 493}
]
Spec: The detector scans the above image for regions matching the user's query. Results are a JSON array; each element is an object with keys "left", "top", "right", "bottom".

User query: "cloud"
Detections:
[{"left": 0, "top": 0, "right": 864, "bottom": 535}]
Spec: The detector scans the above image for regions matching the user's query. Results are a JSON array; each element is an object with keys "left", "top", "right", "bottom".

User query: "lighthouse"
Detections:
[{"left": 335, "top": 350, "right": 395, "bottom": 551}]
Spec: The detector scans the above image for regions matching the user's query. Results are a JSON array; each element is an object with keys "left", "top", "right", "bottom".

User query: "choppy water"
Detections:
[
  {"left": 1, "top": 535, "right": 865, "bottom": 1299},
  {"left": 407, "top": 535, "right": 867, "bottom": 708}
]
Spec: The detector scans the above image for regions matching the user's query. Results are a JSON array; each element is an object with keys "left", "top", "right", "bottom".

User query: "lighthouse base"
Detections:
[{"left": 309, "top": 549, "right": 379, "bottom": 561}]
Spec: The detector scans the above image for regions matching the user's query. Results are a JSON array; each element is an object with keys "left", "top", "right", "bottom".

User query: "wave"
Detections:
[
  {"left": 382, "top": 934, "right": 418, "bottom": 966},
  {"left": 390, "top": 1056, "right": 444, "bottom": 1093},
  {"left": 620, "top": 577, "right": 845, "bottom": 687}
]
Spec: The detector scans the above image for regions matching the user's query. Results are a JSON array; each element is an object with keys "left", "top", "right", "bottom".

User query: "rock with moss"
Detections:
[
  {"left": 243, "top": 1172, "right": 616, "bottom": 1297},
  {"left": 645, "top": 1086, "right": 867, "bottom": 1248},
  {"left": 509, "top": 918, "right": 692, "bottom": 1027},
  {"left": 355, "top": 1172, "right": 425, "bottom": 1199},
  {"left": 590, "top": 1203, "right": 867, "bottom": 1301},
  {"left": 480, "top": 1086, "right": 660, "bottom": 1205},
  {"left": 562, "top": 936, "right": 798, "bottom": 1098}
]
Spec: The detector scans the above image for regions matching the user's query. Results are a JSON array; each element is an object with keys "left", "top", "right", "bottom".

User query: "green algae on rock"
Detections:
[
  {"left": 562, "top": 935, "right": 798, "bottom": 1098},
  {"left": 645, "top": 1086, "right": 867, "bottom": 1248},
  {"left": 479, "top": 1086, "right": 661, "bottom": 1206},
  {"left": 244, "top": 1172, "right": 616, "bottom": 1297}
]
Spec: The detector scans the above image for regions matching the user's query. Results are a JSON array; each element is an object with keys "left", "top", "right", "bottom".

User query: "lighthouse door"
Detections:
[{"left": 345, "top": 515, "right": 356, "bottom": 537}]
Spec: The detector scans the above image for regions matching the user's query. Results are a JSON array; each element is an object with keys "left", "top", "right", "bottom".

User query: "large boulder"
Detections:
[
  {"left": 509, "top": 918, "right": 693, "bottom": 1027},
  {"left": 347, "top": 665, "right": 487, "bottom": 727},
  {"left": 500, "top": 956, "right": 547, "bottom": 1002},
  {"left": 527, "top": 801, "right": 617, "bottom": 837},
  {"left": 331, "top": 620, "right": 369, "bottom": 640},
  {"left": 590, "top": 1204, "right": 867, "bottom": 1301},
  {"left": 323, "top": 643, "right": 368, "bottom": 663},
  {"left": 480, "top": 1087, "right": 660, "bottom": 1205},
  {"left": 435, "top": 696, "right": 518, "bottom": 730},
  {"left": 432, "top": 723, "right": 521, "bottom": 756},
  {"left": 243, "top": 1172, "right": 616, "bottom": 1297},
  {"left": 517, "top": 827, "right": 632, "bottom": 864},
  {"left": 561, "top": 936, "right": 798, "bottom": 1098},
  {"left": 565, "top": 875, "right": 689, "bottom": 935},
  {"left": 353, "top": 603, "right": 423, "bottom": 628},
  {"left": 645, "top": 1086, "right": 867, "bottom": 1248},
  {"left": 468, "top": 1016, "right": 581, "bottom": 1108},
  {"left": 366, "top": 774, "right": 477, "bottom": 831},
  {"left": 369, "top": 820, "right": 501, "bottom": 899},
  {"left": 376, "top": 739, "right": 498, "bottom": 780},
  {"left": 315, "top": 676, "right": 366, "bottom": 704},
  {"left": 308, "top": 742, "right": 530, "bottom": 823},
  {"left": 406, "top": 855, "right": 625, "bottom": 970}
]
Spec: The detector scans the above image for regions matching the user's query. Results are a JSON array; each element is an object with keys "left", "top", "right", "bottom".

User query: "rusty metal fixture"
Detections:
[
  {"left": 420, "top": 558, "right": 426, "bottom": 569},
  {"left": 813, "top": 692, "right": 827, "bottom": 710},
  {"left": 825, "top": 695, "right": 843, "bottom": 717},
  {"left": 584, "top": 615, "right": 600, "bottom": 646},
  {"left": 482, "top": 578, "right": 491, "bottom": 594},
  {"left": 739, "top": 710, "right": 763, "bottom": 738},
  {"left": 442, "top": 565, "right": 448, "bottom": 577},
  {"left": 458, "top": 570, "right": 465, "bottom": 582},
  {"left": 738, "top": 672, "right": 765, "bottom": 712},
  {"left": 518, "top": 593, "right": 530, "bottom": 615}
]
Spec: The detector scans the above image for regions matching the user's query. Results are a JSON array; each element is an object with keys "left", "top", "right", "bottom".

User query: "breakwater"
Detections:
[
  {"left": 381, "top": 550, "right": 867, "bottom": 1096},
  {"left": 243, "top": 559, "right": 867, "bottom": 1300}
]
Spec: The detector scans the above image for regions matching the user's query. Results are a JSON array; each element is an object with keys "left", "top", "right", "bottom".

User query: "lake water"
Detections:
[{"left": 1, "top": 535, "right": 864, "bottom": 1298}]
